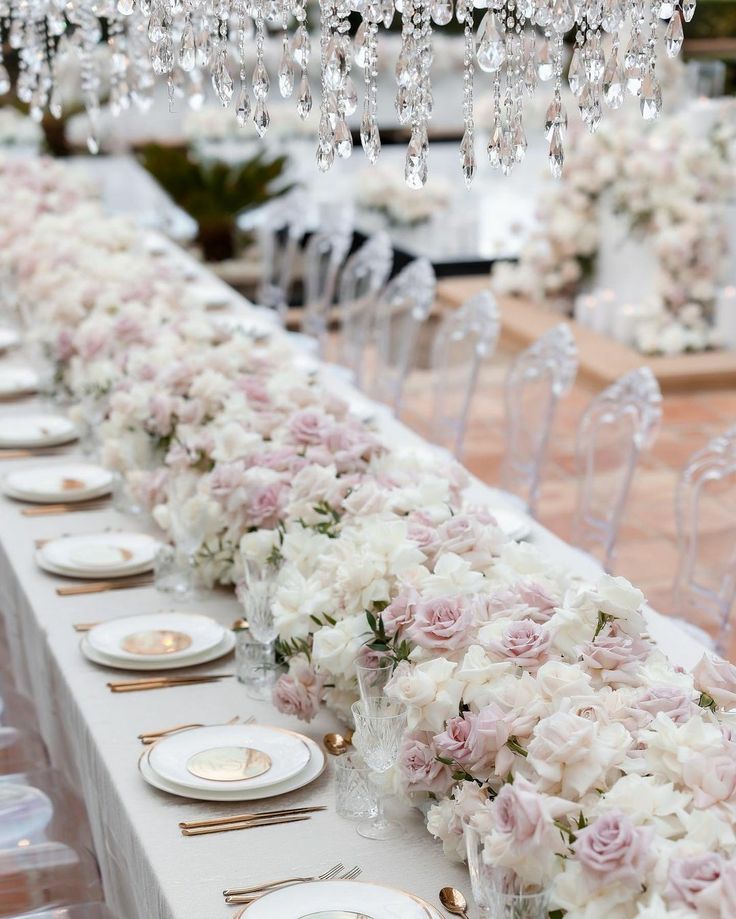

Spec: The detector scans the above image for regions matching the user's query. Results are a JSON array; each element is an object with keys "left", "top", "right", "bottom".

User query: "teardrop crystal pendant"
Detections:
[
  {"left": 537, "top": 41, "right": 554, "bottom": 82},
  {"left": 682, "top": 0, "right": 696, "bottom": 22},
  {"left": 342, "top": 77, "right": 358, "bottom": 116},
  {"left": 549, "top": 124, "right": 564, "bottom": 178},
  {"left": 544, "top": 96, "right": 567, "bottom": 138},
  {"left": 296, "top": 74, "right": 312, "bottom": 119},
  {"left": 196, "top": 30, "right": 212, "bottom": 68},
  {"left": 354, "top": 22, "right": 368, "bottom": 68},
  {"left": 212, "top": 51, "right": 234, "bottom": 107},
  {"left": 278, "top": 44, "right": 295, "bottom": 98},
  {"left": 117, "top": 0, "right": 135, "bottom": 13},
  {"left": 568, "top": 45, "right": 584, "bottom": 95},
  {"left": 430, "top": 0, "right": 453, "bottom": 26},
  {"left": 317, "top": 139, "right": 335, "bottom": 172},
  {"left": 487, "top": 118, "right": 502, "bottom": 168},
  {"left": 640, "top": 72, "right": 662, "bottom": 120},
  {"left": 253, "top": 60, "right": 270, "bottom": 100},
  {"left": 253, "top": 100, "right": 270, "bottom": 137},
  {"left": 603, "top": 51, "right": 624, "bottom": 108},
  {"left": 324, "top": 37, "right": 348, "bottom": 92},
  {"left": 665, "top": 13, "right": 684, "bottom": 58},
  {"left": 460, "top": 128, "right": 475, "bottom": 188},
  {"left": 236, "top": 82, "right": 251, "bottom": 127},
  {"left": 360, "top": 112, "right": 381, "bottom": 163},
  {"left": 476, "top": 13, "right": 506, "bottom": 74},
  {"left": 405, "top": 127, "right": 429, "bottom": 189},
  {"left": 179, "top": 22, "right": 195, "bottom": 71},
  {"left": 334, "top": 118, "right": 353, "bottom": 158}
]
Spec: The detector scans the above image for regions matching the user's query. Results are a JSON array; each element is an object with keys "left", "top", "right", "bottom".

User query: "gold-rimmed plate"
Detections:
[{"left": 242, "top": 881, "right": 442, "bottom": 918}]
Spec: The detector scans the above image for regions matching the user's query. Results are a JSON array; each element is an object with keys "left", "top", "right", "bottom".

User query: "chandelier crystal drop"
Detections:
[{"left": 1, "top": 0, "right": 691, "bottom": 187}]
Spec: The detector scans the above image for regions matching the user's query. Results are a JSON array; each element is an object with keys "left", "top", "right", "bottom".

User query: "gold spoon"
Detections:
[
  {"left": 439, "top": 887, "right": 470, "bottom": 919},
  {"left": 323, "top": 730, "right": 353, "bottom": 756}
]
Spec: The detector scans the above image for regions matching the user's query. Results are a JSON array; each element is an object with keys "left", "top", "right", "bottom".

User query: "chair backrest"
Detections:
[
  {"left": 430, "top": 289, "right": 500, "bottom": 458},
  {"left": 253, "top": 190, "right": 315, "bottom": 323},
  {"left": 572, "top": 366, "right": 662, "bottom": 571},
  {"left": 502, "top": 323, "right": 578, "bottom": 515},
  {"left": 673, "top": 425, "right": 736, "bottom": 650},
  {"left": 370, "top": 257, "right": 436, "bottom": 415},
  {"left": 301, "top": 214, "right": 353, "bottom": 357},
  {"left": 338, "top": 232, "right": 393, "bottom": 387}
]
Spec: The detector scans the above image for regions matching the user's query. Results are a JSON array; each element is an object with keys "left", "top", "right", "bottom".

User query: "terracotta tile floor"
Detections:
[{"left": 399, "top": 345, "right": 736, "bottom": 659}]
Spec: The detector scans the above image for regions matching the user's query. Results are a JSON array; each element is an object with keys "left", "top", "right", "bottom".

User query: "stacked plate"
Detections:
[
  {"left": 3, "top": 463, "right": 114, "bottom": 504},
  {"left": 0, "top": 328, "right": 20, "bottom": 353},
  {"left": 81, "top": 612, "right": 235, "bottom": 671},
  {"left": 139, "top": 723, "right": 326, "bottom": 802},
  {"left": 0, "top": 414, "right": 77, "bottom": 449},
  {"left": 0, "top": 367, "right": 38, "bottom": 400},
  {"left": 36, "top": 532, "right": 161, "bottom": 579},
  {"left": 242, "top": 880, "right": 443, "bottom": 918}
]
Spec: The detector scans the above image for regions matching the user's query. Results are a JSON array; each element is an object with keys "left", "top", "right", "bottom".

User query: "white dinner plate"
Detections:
[
  {"left": 0, "top": 414, "right": 77, "bottom": 449},
  {"left": 80, "top": 630, "right": 236, "bottom": 671},
  {"left": 148, "top": 724, "right": 312, "bottom": 792},
  {"left": 242, "top": 881, "right": 443, "bottom": 919},
  {"left": 0, "top": 367, "right": 38, "bottom": 399},
  {"left": 36, "top": 532, "right": 160, "bottom": 579},
  {"left": 0, "top": 328, "right": 20, "bottom": 353},
  {"left": 3, "top": 463, "right": 114, "bottom": 504},
  {"left": 139, "top": 733, "right": 325, "bottom": 801},
  {"left": 492, "top": 508, "right": 532, "bottom": 542},
  {"left": 86, "top": 612, "right": 226, "bottom": 663}
]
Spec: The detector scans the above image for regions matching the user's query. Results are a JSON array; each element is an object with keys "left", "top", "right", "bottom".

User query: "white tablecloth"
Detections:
[{"left": 0, "top": 234, "right": 704, "bottom": 919}]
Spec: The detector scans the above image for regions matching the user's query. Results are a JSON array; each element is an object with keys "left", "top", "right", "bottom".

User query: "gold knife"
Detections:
[{"left": 57, "top": 577, "right": 153, "bottom": 596}]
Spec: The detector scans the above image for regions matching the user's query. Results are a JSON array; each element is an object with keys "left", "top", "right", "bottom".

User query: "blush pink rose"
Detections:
[
  {"left": 485, "top": 619, "right": 552, "bottom": 672},
  {"left": 580, "top": 627, "right": 651, "bottom": 686},
  {"left": 486, "top": 581, "right": 558, "bottom": 623},
  {"left": 272, "top": 657, "right": 325, "bottom": 723},
  {"left": 492, "top": 778, "right": 554, "bottom": 854},
  {"left": 666, "top": 854, "right": 723, "bottom": 908},
  {"left": 433, "top": 714, "right": 485, "bottom": 770},
  {"left": 693, "top": 654, "right": 736, "bottom": 709},
  {"left": 245, "top": 481, "right": 287, "bottom": 528},
  {"left": 236, "top": 375, "right": 270, "bottom": 406},
  {"left": 398, "top": 734, "right": 453, "bottom": 795},
  {"left": 56, "top": 329, "right": 75, "bottom": 361},
  {"left": 408, "top": 596, "right": 474, "bottom": 651},
  {"left": 288, "top": 410, "right": 330, "bottom": 446},
  {"left": 682, "top": 752, "right": 736, "bottom": 808},
  {"left": 381, "top": 590, "right": 417, "bottom": 637},
  {"left": 573, "top": 811, "right": 654, "bottom": 889},
  {"left": 636, "top": 686, "right": 696, "bottom": 724}
]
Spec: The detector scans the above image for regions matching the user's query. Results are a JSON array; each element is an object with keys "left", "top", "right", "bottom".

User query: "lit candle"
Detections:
[
  {"left": 715, "top": 286, "right": 736, "bottom": 350},
  {"left": 574, "top": 293, "right": 598, "bottom": 329},
  {"left": 592, "top": 288, "right": 616, "bottom": 335},
  {"left": 612, "top": 303, "right": 639, "bottom": 347}
]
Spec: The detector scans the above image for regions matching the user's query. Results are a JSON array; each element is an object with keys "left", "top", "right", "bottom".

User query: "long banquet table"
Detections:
[{"left": 0, "top": 227, "right": 706, "bottom": 919}]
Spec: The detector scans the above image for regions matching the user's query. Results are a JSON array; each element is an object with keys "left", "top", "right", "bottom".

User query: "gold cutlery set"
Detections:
[
  {"left": 57, "top": 575, "right": 154, "bottom": 596},
  {"left": 108, "top": 673, "right": 234, "bottom": 693},
  {"left": 180, "top": 804, "right": 327, "bottom": 837},
  {"left": 22, "top": 498, "right": 110, "bottom": 516},
  {"left": 224, "top": 864, "right": 363, "bottom": 913}
]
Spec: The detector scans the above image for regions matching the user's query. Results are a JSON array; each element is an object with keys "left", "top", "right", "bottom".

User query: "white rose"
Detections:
[
  {"left": 386, "top": 659, "right": 464, "bottom": 732},
  {"left": 311, "top": 614, "right": 369, "bottom": 680},
  {"left": 210, "top": 421, "right": 262, "bottom": 462}
]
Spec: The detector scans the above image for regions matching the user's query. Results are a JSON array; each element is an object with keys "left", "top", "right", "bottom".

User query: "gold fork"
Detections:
[{"left": 229, "top": 866, "right": 362, "bottom": 913}]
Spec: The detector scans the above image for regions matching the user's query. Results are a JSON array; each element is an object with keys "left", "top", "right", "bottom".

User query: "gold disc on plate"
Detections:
[
  {"left": 121, "top": 629, "right": 193, "bottom": 655},
  {"left": 186, "top": 746, "right": 272, "bottom": 782},
  {"left": 61, "top": 477, "right": 86, "bottom": 491}
]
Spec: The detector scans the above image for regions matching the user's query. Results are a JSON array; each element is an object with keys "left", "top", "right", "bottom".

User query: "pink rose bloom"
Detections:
[
  {"left": 322, "top": 391, "right": 350, "bottom": 419},
  {"left": 236, "top": 375, "right": 271, "bottom": 406},
  {"left": 485, "top": 619, "right": 552, "bottom": 672},
  {"left": 149, "top": 393, "right": 175, "bottom": 436},
  {"left": 434, "top": 514, "right": 505, "bottom": 568},
  {"left": 407, "top": 513, "right": 441, "bottom": 562},
  {"left": 492, "top": 778, "right": 555, "bottom": 854},
  {"left": 79, "top": 330, "right": 106, "bottom": 361},
  {"left": 56, "top": 329, "right": 75, "bottom": 362},
  {"left": 486, "top": 581, "right": 558, "bottom": 623},
  {"left": 580, "top": 627, "right": 650, "bottom": 686},
  {"left": 693, "top": 654, "right": 736, "bottom": 709},
  {"left": 682, "top": 752, "right": 736, "bottom": 808},
  {"left": 176, "top": 396, "right": 207, "bottom": 426},
  {"left": 245, "top": 481, "right": 287, "bottom": 528},
  {"left": 114, "top": 316, "right": 144, "bottom": 343},
  {"left": 247, "top": 448, "right": 309, "bottom": 475},
  {"left": 398, "top": 734, "right": 453, "bottom": 795},
  {"left": 408, "top": 595, "right": 474, "bottom": 651},
  {"left": 636, "top": 686, "right": 696, "bottom": 725},
  {"left": 134, "top": 468, "right": 169, "bottom": 512},
  {"left": 573, "top": 811, "right": 654, "bottom": 889},
  {"left": 272, "top": 657, "right": 325, "bottom": 723},
  {"left": 288, "top": 410, "right": 330, "bottom": 446},
  {"left": 433, "top": 714, "right": 483, "bottom": 770},
  {"left": 666, "top": 854, "right": 723, "bottom": 909},
  {"left": 381, "top": 590, "right": 417, "bottom": 637}
]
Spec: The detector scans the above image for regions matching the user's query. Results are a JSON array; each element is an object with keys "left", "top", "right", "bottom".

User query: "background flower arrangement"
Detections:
[{"left": 8, "top": 154, "right": 736, "bottom": 918}]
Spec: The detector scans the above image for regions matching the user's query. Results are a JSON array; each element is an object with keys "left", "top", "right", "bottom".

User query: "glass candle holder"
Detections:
[{"left": 334, "top": 752, "right": 378, "bottom": 822}]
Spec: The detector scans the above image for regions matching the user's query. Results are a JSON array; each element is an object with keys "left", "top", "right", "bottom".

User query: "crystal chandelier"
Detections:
[{"left": 0, "top": 0, "right": 692, "bottom": 187}]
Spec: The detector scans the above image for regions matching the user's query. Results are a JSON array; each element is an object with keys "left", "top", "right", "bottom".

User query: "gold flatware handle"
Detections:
[
  {"left": 183, "top": 814, "right": 311, "bottom": 838},
  {"left": 57, "top": 577, "right": 153, "bottom": 596},
  {"left": 180, "top": 805, "right": 326, "bottom": 830},
  {"left": 0, "top": 448, "right": 68, "bottom": 459},
  {"left": 22, "top": 501, "right": 109, "bottom": 516},
  {"left": 108, "top": 675, "right": 233, "bottom": 692},
  {"left": 138, "top": 722, "right": 205, "bottom": 743},
  {"left": 73, "top": 622, "right": 101, "bottom": 632}
]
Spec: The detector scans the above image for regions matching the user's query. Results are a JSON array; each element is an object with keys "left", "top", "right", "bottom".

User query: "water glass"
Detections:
[
  {"left": 350, "top": 699, "right": 406, "bottom": 840},
  {"left": 464, "top": 820, "right": 551, "bottom": 919},
  {"left": 334, "top": 752, "right": 378, "bottom": 821},
  {"left": 235, "top": 629, "right": 279, "bottom": 701},
  {"left": 356, "top": 656, "right": 394, "bottom": 712}
]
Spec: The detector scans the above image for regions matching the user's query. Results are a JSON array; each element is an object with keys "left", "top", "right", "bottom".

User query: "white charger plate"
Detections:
[
  {"left": 492, "top": 508, "right": 532, "bottom": 542},
  {"left": 0, "top": 328, "right": 20, "bottom": 352},
  {"left": 148, "top": 724, "right": 312, "bottom": 792},
  {"left": 86, "top": 612, "right": 226, "bottom": 663},
  {"left": 37, "top": 532, "right": 160, "bottom": 579},
  {"left": 80, "top": 630, "right": 236, "bottom": 671},
  {"left": 242, "top": 881, "right": 442, "bottom": 919},
  {"left": 3, "top": 463, "right": 114, "bottom": 504},
  {"left": 139, "top": 733, "right": 325, "bottom": 801},
  {"left": 0, "top": 367, "right": 38, "bottom": 398},
  {"left": 0, "top": 414, "right": 77, "bottom": 449}
]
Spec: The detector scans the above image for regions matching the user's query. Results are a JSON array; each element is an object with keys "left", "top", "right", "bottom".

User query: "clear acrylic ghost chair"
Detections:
[
  {"left": 8, "top": 905, "right": 116, "bottom": 919},
  {"left": 429, "top": 290, "right": 500, "bottom": 459},
  {"left": 0, "top": 842, "right": 102, "bottom": 917},
  {"left": 301, "top": 214, "right": 354, "bottom": 358},
  {"left": 370, "top": 257, "right": 436, "bottom": 416},
  {"left": 250, "top": 190, "right": 317, "bottom": 323},
  {"left": 0, "top": 688, "right": 37, "bottom": 729},
  {"left": 571, "top": 367, "right": 662, "bottom": 572},
  {"left": 0, "top": 726, "right": 48, "bottom": 775},
  {"left": 672, "top": 426, "right": 736, "bottom": 652},
  {"left": 338, "top": 232, "right": 393, "bottom": 388},
  {"left": 502, "top": 324, "right": 579, "bottom": 516}
]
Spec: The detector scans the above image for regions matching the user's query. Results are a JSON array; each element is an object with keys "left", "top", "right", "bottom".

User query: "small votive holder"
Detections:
[
  {"left": 234, "top": 630, "right": 278, "bottom": 701},
  {"left": 153, "top": 545, "right": 179, "bottom": 594},
  {"left": 334, "top": 752, "right": 378, "bottom": 822}
]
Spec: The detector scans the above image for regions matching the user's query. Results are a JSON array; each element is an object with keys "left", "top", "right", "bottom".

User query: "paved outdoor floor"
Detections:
[{"left": 398, "top": 345, "right": 736, "bottom": 659}]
